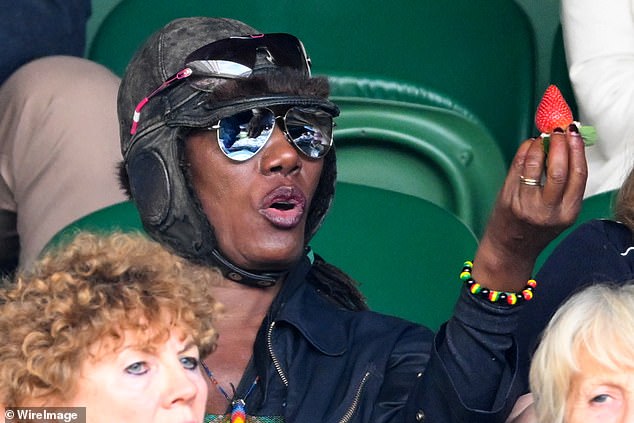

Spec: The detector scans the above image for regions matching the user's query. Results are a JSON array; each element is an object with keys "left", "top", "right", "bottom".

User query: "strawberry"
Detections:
[
  {"left": 534, "top": 84, "right": 596, "bottom": 148},
  {"left": 535, "top": 85, "right": 573, "bottom": 134}
]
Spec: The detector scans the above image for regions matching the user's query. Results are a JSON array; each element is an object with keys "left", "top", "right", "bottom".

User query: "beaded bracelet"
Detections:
[{"left": 460, "top": 260, "right": 537, "bottom": 306}]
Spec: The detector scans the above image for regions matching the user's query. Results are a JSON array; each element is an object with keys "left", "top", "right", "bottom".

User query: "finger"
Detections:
[
  {"left": 508, "top": 138, "right": 539, "bottom": 180},
  {"left": 562, "top": 124, "right": 588, "bottom": 207},
  {"left": 541, "top": 128, "right": 569, "bottom": 205},
  {"left": 509, "top": 138, "right": 538, "bottom": 176},
  {"left": 517, "top": 136, "right": 546, "bottom": 194},
  {"left": 504, "top": 138, "right": 538, "bottom": 202}
]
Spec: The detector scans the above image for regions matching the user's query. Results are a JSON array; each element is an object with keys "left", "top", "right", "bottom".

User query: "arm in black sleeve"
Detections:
[{"left": 406, "top": 286, "right": 524, "bottom": 422}]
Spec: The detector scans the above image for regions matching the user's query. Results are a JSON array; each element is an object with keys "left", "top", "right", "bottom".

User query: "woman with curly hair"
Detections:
[{"left": 0, "top": 231, "right": 223, "bottom": 423}]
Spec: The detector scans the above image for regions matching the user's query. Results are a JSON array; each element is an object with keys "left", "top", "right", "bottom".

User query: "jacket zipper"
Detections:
[
  {"left": 268, "top": 321, "right": 370, "bottom": 422},
  {"left": 338, "top": 371, "right": 371, "bottom": 423},
  {"left": 267, "top": 321, "right": 289, "bottom": 387}
]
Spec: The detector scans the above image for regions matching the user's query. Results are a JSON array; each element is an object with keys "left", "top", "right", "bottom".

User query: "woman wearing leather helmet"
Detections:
[{"left": 117, "top": 17, "right": 587, "bottom": 423}]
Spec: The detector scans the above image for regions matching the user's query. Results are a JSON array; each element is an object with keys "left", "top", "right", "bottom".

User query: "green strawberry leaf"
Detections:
[
  {"left": 579, "top": 125, "right": 597, "bottom": 146},
  {"left": 541, "top": 124, "right": 596, "bottom": 155}
]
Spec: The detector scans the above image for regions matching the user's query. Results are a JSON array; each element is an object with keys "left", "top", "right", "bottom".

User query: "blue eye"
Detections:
[
  {"left": 125, "top": 361, "right": 148, "bottom": 375},
  {"left": 180, "top": 356, "right": 199, "bottom": 370},
  {"left": 591, "top": 394, "right": 611, "bottom": 404}
]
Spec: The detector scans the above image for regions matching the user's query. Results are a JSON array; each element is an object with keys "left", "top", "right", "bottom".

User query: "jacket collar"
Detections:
[{"left": 272, "top": 253, "right": 349, "bottom": 356}]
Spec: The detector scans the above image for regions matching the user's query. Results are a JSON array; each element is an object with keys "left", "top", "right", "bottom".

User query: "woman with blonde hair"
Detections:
[{"left": 530, "top": 282, "right": 634, "bottom": 423}]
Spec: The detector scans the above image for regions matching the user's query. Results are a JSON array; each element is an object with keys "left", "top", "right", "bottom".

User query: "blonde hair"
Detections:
[
  {"left": 529, "top": 282, "right": 634, "bottom": 423},
  {"left": 0, "top": 232, "right": 223, "bottom": 406}
]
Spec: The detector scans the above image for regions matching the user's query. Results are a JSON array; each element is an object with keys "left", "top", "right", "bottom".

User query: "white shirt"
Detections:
[{"left": 562, "top": 0, "right": 634, "bottom": 196}]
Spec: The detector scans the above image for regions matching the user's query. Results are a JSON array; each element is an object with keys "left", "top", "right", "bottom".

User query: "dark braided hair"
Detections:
[{"left": 307, "top": 254, "right": 368, "bottom": 311}]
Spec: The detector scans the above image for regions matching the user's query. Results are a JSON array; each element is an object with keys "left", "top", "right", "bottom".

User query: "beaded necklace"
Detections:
[{"left": 201, "top": 361, "right": 259, "bottom": 423}]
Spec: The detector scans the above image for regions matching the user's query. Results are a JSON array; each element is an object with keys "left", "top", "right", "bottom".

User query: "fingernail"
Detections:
[
  {"left": 568, "top": 123, "right": 579, "bottom": 134},
  {"left": 553, "top": 127, "right": 564, "bottom": 133}
]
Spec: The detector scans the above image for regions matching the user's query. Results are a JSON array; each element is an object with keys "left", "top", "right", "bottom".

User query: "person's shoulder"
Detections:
[
  {"left": 350, "top": 308, "right": 435, "bottom": 339},
  {"left": 539, "top": 218, "right": 633, "bottom": 279},
  {"left": 301, "top": 271, "right": 434, "bottom": 339},
  {"left": 344, "top": 310, "right": 435, "bottom": 362},
  {"left": 572, "top": 218, "right": 631, "bottom": 243},
  {"left": 600, "top": 218, "right": 633, "bottom": 236},
  {"left": 562, "top": 218, "right": 628, "bottom": 243},
  {"left": 293, "top": 284, "right": 434, "bottom": 356}
]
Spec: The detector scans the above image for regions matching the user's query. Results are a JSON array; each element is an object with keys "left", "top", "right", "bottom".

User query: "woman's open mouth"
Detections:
[{"left": 259, "top": 186, "right": 307, "bottom": 228}]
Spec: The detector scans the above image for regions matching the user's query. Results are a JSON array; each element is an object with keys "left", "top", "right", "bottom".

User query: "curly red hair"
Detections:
[{"left": 0, "top": 231, "right": 222, "bottom": 406}]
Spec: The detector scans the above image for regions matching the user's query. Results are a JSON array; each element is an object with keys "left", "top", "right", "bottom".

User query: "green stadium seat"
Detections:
[
  {"left": 86, "top": 0, "right": 123, "bottom": 52},
  {"left": 312, "top": 183, "right": 479, "bottom": 330},
  {"left": 330, "top": 91, "right": 506, "bottom": 236},
  {"left": 47, "top": 200, "right": 145, "bottom": 249}
]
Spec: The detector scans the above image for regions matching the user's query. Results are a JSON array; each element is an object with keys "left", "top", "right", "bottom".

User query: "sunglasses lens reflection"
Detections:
[
  {"left": 285, "top": 108, "right": 333, "bottom": 158},
  {"left": 217, "top": 109, "right": 275, "bottom": 161},
  {"left": 216, "top": 107, "right": 333, "bottom": 161}
]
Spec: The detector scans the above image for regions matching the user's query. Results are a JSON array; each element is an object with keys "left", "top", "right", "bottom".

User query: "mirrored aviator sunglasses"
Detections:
[{"left": 213, "top": 107, "right": 334, "bottom": 161}]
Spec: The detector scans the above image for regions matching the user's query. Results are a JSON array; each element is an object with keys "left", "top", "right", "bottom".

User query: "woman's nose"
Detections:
[
  {"left": 162, "top": 366, "right": 202, "bottom": 408},
  {"left": 258, "top": 125, "right": 302, "bottom": 176}
]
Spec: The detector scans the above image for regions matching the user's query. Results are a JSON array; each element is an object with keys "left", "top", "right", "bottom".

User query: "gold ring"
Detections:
[{"left": 519, "top": 175, "right": 542, "bottom": 187}]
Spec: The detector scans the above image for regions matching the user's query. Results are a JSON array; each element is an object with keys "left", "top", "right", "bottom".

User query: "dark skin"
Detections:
[
  {"left": 185, "top": 124, "right": 323, "bottom": 271},
  {"left": 185, "top": 120, "right": 587, "bottom": 415}
]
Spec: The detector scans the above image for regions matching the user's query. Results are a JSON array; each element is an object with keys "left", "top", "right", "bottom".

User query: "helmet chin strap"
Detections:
[{"left": 211, "top": 249, "right": 285, "bottom": 287}]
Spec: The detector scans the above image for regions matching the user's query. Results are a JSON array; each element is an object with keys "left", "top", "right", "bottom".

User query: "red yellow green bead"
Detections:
[{"left": 460, "top": 261, "right": 536, "bottom": 306}]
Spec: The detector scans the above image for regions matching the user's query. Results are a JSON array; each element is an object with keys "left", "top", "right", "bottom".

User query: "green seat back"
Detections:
[
  {"left": 86, "top": 0, "right": 123, "bottom": 53},
  {"left": 49, "top": 182, "right": 478, "bottom": 330},
  {"left": 88, "top": 0, "right": 535, "bottom": 165},
  {"left": 534, "top": 189, "right": 618, "bottom": 272},
  {"left": 311, "top": 183, "right": 479, "bottom": 330},
  {"left": 47, "top": 200, "right": 145, "bottom": 249},
  {"left": 331, "top": 95, "right": 506, "bottom": 236}
]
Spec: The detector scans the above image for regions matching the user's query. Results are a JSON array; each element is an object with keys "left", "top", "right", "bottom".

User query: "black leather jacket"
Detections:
[{"left": 232, "top": 253, "right": 522, "bottom": 422}]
